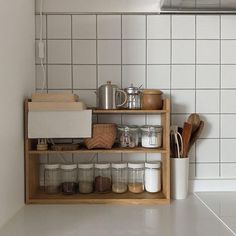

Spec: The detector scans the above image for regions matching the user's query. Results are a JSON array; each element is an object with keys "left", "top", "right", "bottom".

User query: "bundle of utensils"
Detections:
[{"left": 170, "top": 113, "right": 204, "bottom": 158}]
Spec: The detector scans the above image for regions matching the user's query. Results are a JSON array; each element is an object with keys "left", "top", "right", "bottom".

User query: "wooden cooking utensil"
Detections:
[
  {"left": 187, "top": 113, "right": 201, "bottom": 134},
  {"left": 182, "top": 122, "right": 192, "bottom": 158},
  {"left": 188, "top": 120, "right": 204, "bottom": 154}
]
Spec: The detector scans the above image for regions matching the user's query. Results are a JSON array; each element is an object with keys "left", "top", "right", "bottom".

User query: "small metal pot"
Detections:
[
  {"left": 124, "top": 84, "right": 141, "bottom": 109},
  {"left": 97, "top": 81, "right": 128, "bottom": 109}
]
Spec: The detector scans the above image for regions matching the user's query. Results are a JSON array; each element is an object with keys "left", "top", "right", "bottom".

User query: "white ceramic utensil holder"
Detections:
[{"left": 171, "top": 157, "right": 189, "bottom": 200}]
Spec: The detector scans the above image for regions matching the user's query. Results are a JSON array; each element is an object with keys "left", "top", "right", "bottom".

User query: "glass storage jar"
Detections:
[
  {"left": 124, "top": 84, "right": 141, "bottom": 109},
  {"left": 118, "top": 125, "right": 139, "bottom": 148},
  {"left": 128, "top": 163, "right": 145, "bottom": 193},
  {"left": 94, "top": 163, "right": 111, "bottom": 193},
  {"left": 44, "top": 164, "right": 61, "bottom": 194},
  {"left": 78, "top": 163, "right": 94, "bottom": 194},
  {"left": 61, "top": 164, "right": 78, "bottom": 195},
  {"left": 112, "top": 163, "right": 128, "bottom": 193},
  {"left": 140, "top": 125, "right": 162, "bottom": 148},
  {"left": 145, "top": 162, "right": 161, "bottom": 193}
]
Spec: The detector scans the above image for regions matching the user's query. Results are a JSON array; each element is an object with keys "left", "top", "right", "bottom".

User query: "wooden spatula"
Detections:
[
  {"left": 182, "top": 122, "right": 192, "bottom": 158},
  {"left": 188, "top": 121, "right": 204, "bottom": 154},
  {"left": 187, "top": 113, "right": 201, "bottom": 134}
]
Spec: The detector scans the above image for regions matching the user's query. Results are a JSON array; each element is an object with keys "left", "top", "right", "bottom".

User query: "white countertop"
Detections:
[{"left": 0, "top": 194, "right": 234, "bottom": 236}]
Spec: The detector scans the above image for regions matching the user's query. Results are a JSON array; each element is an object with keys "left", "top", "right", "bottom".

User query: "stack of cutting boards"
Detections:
[{"left": 29, "top": 93, "right": 87, "bottom": 111}]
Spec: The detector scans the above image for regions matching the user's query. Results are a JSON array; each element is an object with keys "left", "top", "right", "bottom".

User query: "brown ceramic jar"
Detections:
[{"left": 141, "top": 90, "right": 163, "bottom": 110}]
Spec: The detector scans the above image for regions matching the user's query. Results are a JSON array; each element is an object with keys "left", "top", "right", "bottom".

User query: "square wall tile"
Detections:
[
  {"left": 189, "top": 164, "right": 196, "bottom": 179},
  {"left": 98, "top": 40, "right": 121, "bottom": 64},
  {"left": 122, "top": 65, "right": 145, "bottom": 88},
  {"left": 147, "top": 40, "right": 170, "bottom": 64},
  {"left": 196, "top": 65, "right": 220, "bottom": 89},
  {"left": 122, "top": 153, "right": 146, "bottom": 162},
  {"left": 74, "top": 90, "right": 96, "bottom": 107},
  {"left": 122, "top": 40, "right": 145, "bottom": 64},
  {"left": 188, "top": 143, "right": 195, "bottom": 163},
  {"left": 73, "top": 65, "right": 96, "bottom": 89},
  {"left": 122, "top": 15, "right": 145, "bottom": 39},
  {"left": 48, "top": 65, "right": 72, "bottom": 89},
  {"left": 97, "top": 15, "right": 121, "bottom": 39},
  {"left": 221, "top": 41, "right": 236, "bottom": 64},
  {"left": 47, "top": 15, "right": 71, "bottom": 39},
  {"left": 221, "top": 164, "right": 236, "bottom": 178},
  {"left": 197, "top": 40, "right": 220, "bottom": 64},
  {"left": 72, "top": 15, "right": 96, "bottom": 39},
  {"left": 147, "top": 15, "right": 170, "bottom": 39},
  {"left": 74, "top": 154, "right": 97, "bottom": 163},
  {"left": 73, "top": 40, "right": 96, "bottom": 64},
  {"left": 221, "top": 115, "right": 236, "bottom": 138},
  {"left": 196, "top": 139, "right": 220, "bottom": 163},
  {"left": 200, "top": 115, "right": 220, "bottom": 138},
  {"left": 172, "top": 40, "right": 195, "bottom": 64},
  {"left": 171, "top": 65, "right": 195, "bottom": 89},
  {"left": 196, "top": 164, "right": 219, "bottom": 178},
  {"left": 35, "top": 15, "right": 46, "bottom": 39},
  {"left": 171, "top": 90, "right": 195, "bottom": 114},
  {"left": 221, "top": 90, "right": 236, "bottom": 113},
  {"left": 146, "top": 153, "right": 161, "bottom": 162},
  {"left": 196, "top": 16, "right": 220, "bottom": 39},
  {"left": 98, "top": 65, "right": 121, "bottom": 87},
  {"left": 221, "top": 139, "right": 236, "bottom": 162},
  {"left": 48, "top": 40, "right": 71, "bottom": 64},
  {"left": 122, "top": 115, "right": 145, "bottom": 126},
  {"left": 196, "top": 90, "right": 219, "bottom": 114},
  {"left": 146, "top": 115, "right": 161, "bottom": 126},
  {"left": 147, "top": 65, "right": 170, "bottom": 89},
  {"left": 35, "top": 40, "right": 46, "bottom": 64},
  {"left": 221, "top": 15, "right": 236, "bottom": 39},
  {"left": 36, "top": 65, "right": 47, "bottom": 90},
  {"left": 222, "top": 65, "right": 236, "bottom": 88},
  {"left": 171, "top": 114, "right": 189, "bottom": 127},
  {"left": 172, "top": 15, "right": 195, "bottom": 39},
  {"left": 98, "top": 114, "right": 122, "bottom": 125},
  {"left": 98, "top": 154, "right": 122, "bottom": 162}
]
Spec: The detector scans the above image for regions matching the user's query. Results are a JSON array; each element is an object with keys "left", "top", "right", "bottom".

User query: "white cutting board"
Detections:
[{"left": 28, "top": 110, "right": 92, "bottom": 138}]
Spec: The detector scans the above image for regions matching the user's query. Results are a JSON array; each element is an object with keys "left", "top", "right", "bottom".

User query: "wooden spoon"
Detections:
[
  {"left": 188, "top": 120, "right": 204, "bottom": 154},
  {"left": 182, "top": 122, "right": 192, "bottom": 158},
  {"left": 187, "top": 113, "right": 201, "bottom": 134}
]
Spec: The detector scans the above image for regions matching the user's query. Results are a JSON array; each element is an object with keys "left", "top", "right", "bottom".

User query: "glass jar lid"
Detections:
[
  {"left": 78, "top": 163, "right": 94, "bottom": 169},
  {"left": 94, "top": 163, "right": 110, "bottom": 169},
  {"left": 145, "top": 162, "right": 161, "bottom": 169},
  {"left": 140, "top": 125, "right": 162, "bottom": 132},
  {"left": 45, "top": 164, "right": 60, "bottom": 170},
  {"left": 124, "top": 84, "right": 140, "bottom": 95},
  {"left": 112, "top": 162, "right": 127, "bottom": 169},
  {"left": 60, "top": 164, "right": 77, "bottom": 170},
  {"left": 118, "top": 125, "right": 139, "bottom": 132},
  {"left": 128, "top": 162, "right": 145, "bottom": 169}
]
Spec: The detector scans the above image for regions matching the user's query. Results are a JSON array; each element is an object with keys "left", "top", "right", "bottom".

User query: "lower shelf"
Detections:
[{"left": 27, "top": 189, "right": 169, "bottom": 205}]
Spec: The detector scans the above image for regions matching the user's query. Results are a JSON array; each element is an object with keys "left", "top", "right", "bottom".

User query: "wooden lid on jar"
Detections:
[{"left": 142, "top": 89, "right": 162, "bottom": 95}]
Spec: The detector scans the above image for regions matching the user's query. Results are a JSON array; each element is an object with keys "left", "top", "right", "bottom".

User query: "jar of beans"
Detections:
[
  {"left": 94, "top": 163, "right": 111, "bottom": 193},
  {"left": 61, "top": 164, "right": 78, "bottom": 195}
]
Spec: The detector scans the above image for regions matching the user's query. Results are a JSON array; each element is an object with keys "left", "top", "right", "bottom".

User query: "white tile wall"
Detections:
[{"left": 35, "top": 13, "right": 236, "bottom": 180}]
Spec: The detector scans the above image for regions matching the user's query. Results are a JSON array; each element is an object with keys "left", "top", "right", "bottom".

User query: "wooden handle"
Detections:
[{"left": 182, "top": 122, "right": 192, "bottom": 158}]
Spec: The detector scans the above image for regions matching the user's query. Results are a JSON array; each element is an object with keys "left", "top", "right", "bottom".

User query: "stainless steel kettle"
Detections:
[{"left": 97, "top": 81, "right": 128, "bottom": 109}]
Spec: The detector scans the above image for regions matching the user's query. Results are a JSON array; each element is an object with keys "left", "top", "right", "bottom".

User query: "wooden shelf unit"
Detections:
[{"left": 24, "top": 98, "right": 170, "bottom": 205}]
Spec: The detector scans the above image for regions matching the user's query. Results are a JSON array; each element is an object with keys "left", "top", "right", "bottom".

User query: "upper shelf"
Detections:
[{"left": 92, "top": 109, "right": 167, "bottom": 114}]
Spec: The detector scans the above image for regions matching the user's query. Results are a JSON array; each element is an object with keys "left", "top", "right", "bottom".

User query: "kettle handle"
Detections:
[{"left": 116, "top": 90, "right": 128, "bottom": 108}]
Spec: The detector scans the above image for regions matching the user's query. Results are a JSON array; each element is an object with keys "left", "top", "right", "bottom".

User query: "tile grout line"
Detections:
[
  {"left": 219, "top": 15, "right": 222, "bottom": 177},
  {"left": 71, "top": 14, "right": 74, "bottom": 163},
  {"left": 96, "top": 14, "right": 99, "bottom": 163},
  {"left": 145, "top": 14, "right": 147, "bottom": 162},
  {"left": 194, "top": 193, "right": 236, "bottom": 236},
  {"left": 46, "top": 14, "right": 49, "bottom": 93},
  {"left": 195, "top": 14, "right": 197, "bottom": 177},
  {"left": 121, "top": 14, "right": 123, "bottom": 162}
]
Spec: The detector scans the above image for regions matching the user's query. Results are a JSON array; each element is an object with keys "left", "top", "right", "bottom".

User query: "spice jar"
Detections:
[
  {"left": 44, "top": 164, "right": 61, "bottom": 194},
  {"left": 118, "top": 125, "right": 139, "bottom": 148},
  {"left": 124, "top": 84, "right": 141, "bottom": 109},
  {"left": 78, "top": 163, "right": 94, "bottom": 194},
  {"left": 94, "top": 163, "right": 111, "bottom": 193},
  {"left": 128, "top": 163, "right": 145, "bottom": 193},
  {"left": 112, "top": 163, "right": 128, "bottom": 193},
  {"left": 141, "top": 89, "right": 163, "bottom": 110},
  {"left": 61, "top": 164, "right": 78, "bottom": 195},
  {"left": 141, "top": 125, "right": 162, "bottom": 148},
  {"left": 145, "top": 162, "right": 161, "bottom": 193}
]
